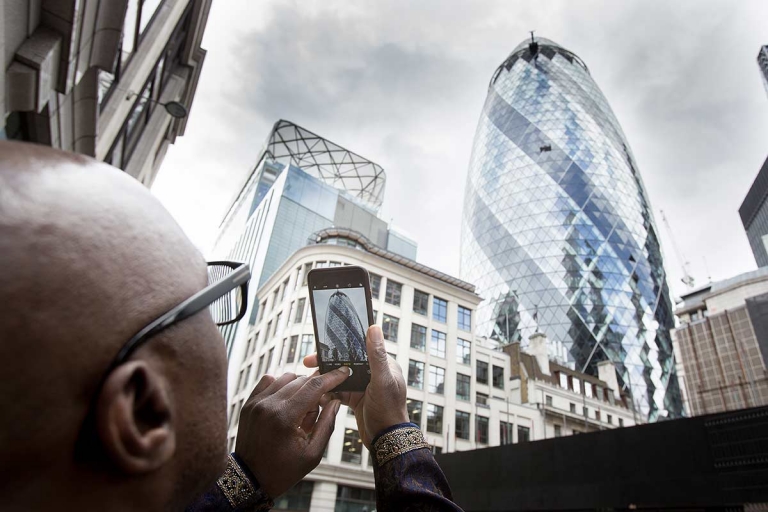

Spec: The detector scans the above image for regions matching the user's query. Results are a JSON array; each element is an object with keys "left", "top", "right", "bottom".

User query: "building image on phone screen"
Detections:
[{"left": 313, "top": 288, "right": 369, "bottom": 363}]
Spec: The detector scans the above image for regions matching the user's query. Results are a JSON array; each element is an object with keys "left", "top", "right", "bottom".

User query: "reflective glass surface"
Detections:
[{"left": 460, "top": 37, "right": 682, "bottom": 420}]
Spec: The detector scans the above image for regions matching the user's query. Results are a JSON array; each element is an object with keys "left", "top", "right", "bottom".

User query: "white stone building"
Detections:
[
  {"left": 226, "top": 229, "right": 638, "bottom": 511},
  {"left": 2, "top": 0, "right": 211, "bottom": 186}
]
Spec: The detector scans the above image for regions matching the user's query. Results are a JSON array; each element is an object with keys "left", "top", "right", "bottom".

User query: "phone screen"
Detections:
[{"left": 308, "top": 266, "right": 372, "bottom": 391}]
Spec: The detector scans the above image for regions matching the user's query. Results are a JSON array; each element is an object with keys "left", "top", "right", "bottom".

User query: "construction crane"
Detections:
[{"left": 660, "top": 210, "right": 695, "bottom": 289}]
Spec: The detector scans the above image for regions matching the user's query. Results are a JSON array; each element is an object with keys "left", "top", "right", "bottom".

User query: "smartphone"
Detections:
[{"left": 307, "top": 265, "right": 373, "bottom": 392}]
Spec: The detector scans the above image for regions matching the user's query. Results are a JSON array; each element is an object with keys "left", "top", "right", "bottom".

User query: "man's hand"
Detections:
[
  {"left": 304, "top": 325, "right": 409, "bottom": 448},
  {"left": 234, "top": 367, "right": 350, "bottom": 498}
]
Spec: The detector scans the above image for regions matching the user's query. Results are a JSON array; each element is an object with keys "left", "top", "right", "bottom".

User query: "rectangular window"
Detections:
[
  {"left": 427, "top": 404, "right": 443, "bottom": 434},
  {"left": 257, "top": 355, "right": 265, "bottom": 378},
  {"left": 476, "top": 392, "right": 489, "bottom": 406},
  {"left": 500, "top": 421, "right": 514, "bottom": 445},
  {"left": 570, "top": 403, "right": 576, "bottom": 413},
  {"left": 271, "top": 289, "right": 279, "bottom": 310},
  {"left": 236, "top": 369, "right": 244, "bottom": 392},
  {"left": 370, "top": 273, "right": 381, "bottom": 299},
  {"left": 517, "top": 425, "right": 530, "bottom": 443},
  {"left": 299, "top": 334, "right": 313, "bottom": 358},
  {"left": 294, "top": 298, "right": 305, "bottom": 323},
  {"left": 456, "top": 373, "right": 471, "bottom": 401},
  {"left": 431, "top": 446, "right": 442, "bottom": 455},
  {"left": 274, "top": 480, "right": 314, "bottom": 511},
  {"left": 287, "top": 301, "right": 296, "bottom": 326},
  {"left": 432, "top": 297, "right": 447, "bottom": 323},
  {"left": 430, "top": 330, "right": 446, "bottom": 358},
  {"left": 457, "top": 338, "right": 471, "bottom": 365},
  {"left": 385, "top": 280, "right": 402, "bottom": 306},
  {"left": 301, "top": 263, "right": 312, "bottom": 286},
  {"left": 559, "top": 372, "right": 568, "bottom": 389},
  {"left": 407, "top": 398, "right": 423, "bottom": 426},
  {"left": 266, "top": 348, "right": 274, "bottom": 372},
  {"left": 245, "top": 337, "right": 253, "bottom": 359},
  {"left": 428, "top": 365, "right": 445, "bottom": 395},
  {"left": 546, "top": 395, "right": 553, "bottom": 406},
  {"left": 315, "top": 261, "right": 327, "bottom": 268},
  {"left": 595, "top": 410, "right": 601, "bottom": 421},
  {"left": 408, "top": 360, "right": 424, "bottom": 389},
  {"left": 572, "top": 377, "right": 581, "bottom": 394},
  {"left": 274, "top": 313, "right": 282, "bottom": 337},
  {"left": 583, "top": 407, "right": 589, "bottom": 418},
  {"left": 244, "top": 364, "right": 252, "bottom": 390},
  {"left": 455, "top": 411, "right": 470, "bottom": 440},
  {"left": 251, "top": 332, "right": 259, "bottom": 356},
  {"left": 607, "top": 414, "right": 613, "bottom": 425},
  {"left": 382, "top": 314, "right": 399, "bottom": 342},
  {"left": 585, "top": 383, "right": 594, "bottom": 398},
  {"left": 410, "top": 324, "right": 427, "bottom": 351},
  {"left": 278, "top": 338, "right": 287, "bottom": 366},
  {"left": 281, "top": 278, "right": 289, "bottom": 301},
  {"left": 477, "top": 361, "right": 489, "bottom": 384},
  {"left": 413, "top": 289, "right": 429, "bottom": 315},
  {"left": 492, "top": 365, "right": 504, "bottom": 389},
  {"left": 336, "top": 486, "right": 376, "bottom": 511},
  {"left": 619, "top": 418, "right": 624, "bottom": 427},
  {"left": 372, "top": 309, "right": 378, "bottom": 323},
  {"left": 476, "top": 416, "right": 489, "bottom": 444},
  {"left": 341, "top": 429, "right": 363, "bottom": 464},
  {"left": 266, "top": 321, "right": 272, "bottom": 340},
  {"left": 554, "top": 424, "right": 562, "bottom": 437},
  {"left": 293, "top": 266, "right": 302, "bottom": 291},
  {"left": 287, "top": 335, "right": 298, "bottom": 363},
  {"left": 258, "top": 301, "right": 266, "bottom": 322},
  {"left": 457, "top": 306, "right": 472, "bottom": 331},
  {"left": 329, "top": 261, "right": 341, "bottom": 267}
]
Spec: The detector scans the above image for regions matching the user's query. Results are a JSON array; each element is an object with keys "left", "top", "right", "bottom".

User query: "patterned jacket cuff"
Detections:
[
  {"left": 216, "top": 453, "right": 274, "bottom": 511},
  {"left": 371, "top": 423, "right": 429, "bottom": 467}
]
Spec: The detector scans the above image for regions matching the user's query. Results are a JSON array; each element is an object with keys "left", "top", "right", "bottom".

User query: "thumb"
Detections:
[
  {"left": 366, "top": 325, "right": 390, "bottom": 380},
  {"left": 308, "top": 400, "right": 341, "bottom": 459}
]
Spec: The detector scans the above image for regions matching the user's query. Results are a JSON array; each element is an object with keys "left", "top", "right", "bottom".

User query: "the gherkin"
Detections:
[
  {"left": 460, "top": 36, "right": 683, "bottom": 421},
  {"left": 322, "top": 291, "right": 367, "bottom": 362}
]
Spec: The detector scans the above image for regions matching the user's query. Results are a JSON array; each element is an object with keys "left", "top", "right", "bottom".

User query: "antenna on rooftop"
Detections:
[{"left": 528, "top": 30, "right": 539, "bottom": 60}]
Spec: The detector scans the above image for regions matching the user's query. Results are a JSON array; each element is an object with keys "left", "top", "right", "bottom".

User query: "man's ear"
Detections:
[{"left": 96, "top": 360, "right": 175, "bottom": 474}]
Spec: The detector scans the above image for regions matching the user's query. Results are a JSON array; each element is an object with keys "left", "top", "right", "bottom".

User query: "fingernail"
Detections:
[
  {"left": 369, "top": 325, "right": 383, "bottom": 341},
  {"left": 338, "top": 366, "right": 351, "bottom": 375}
]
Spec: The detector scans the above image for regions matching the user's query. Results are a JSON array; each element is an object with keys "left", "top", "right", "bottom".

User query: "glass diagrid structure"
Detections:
[
  {"left": 322, "top": 291, "right": 367, "bottom": 362},
  {"left": 460, "top": 37, "right": 683, "bottom": 421}
]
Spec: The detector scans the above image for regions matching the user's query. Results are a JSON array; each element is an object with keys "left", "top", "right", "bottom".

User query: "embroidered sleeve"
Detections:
[
  {"left": 216, "top": 454, "right": 273, "bottom": 511},
  {"left": 371, "top": 423, "right": 464, "bottom": 511}
]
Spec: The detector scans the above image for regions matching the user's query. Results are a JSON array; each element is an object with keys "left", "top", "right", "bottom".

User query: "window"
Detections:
[
  {"left": 315, "top": 261, "right": 327, "bottom": 268},
  {"left": 385, "top": 280, "right": 402, "bottom": 306},
  {"left": 607, "top": 414, "right": 613, "bottom": 425},
  {"left": 455, "top": 411, "right": 471, "bottom": 440},
  {"left": 271, "top": 289, "right": 279, "bottom": 310},
  {"left": 301, "top": 263, "right": 312, "bottom": 286},
  {"left": 585, "top": 383, "right": 594, "bottom": 398},
  {"left": 458, "top": 306, "right": 472, "bottom": 331},
  {"left": 287, "top": 335, "right": 298, "bottom": 363},
  {"left": 554, "top": 424, "right": 562, "bottom": 437},
  {"left": 341, "top": 429, "right": 363, "bottom": 464},
  {"left": 476, "top": 392, "right": 489, "bottom": 406},
  {"left": 287, "top": 302, "right": 296, "bottom": 326},
  {"left": 408, "top": 360, "right": 424, "bottom": 389},
  {"left": 245, "top": 337, "right": 253, "bottom": 359},
  {"left": 559, "top": 372, "right": 568, "bottom": 389},
  {"left": 382, "top": 314, "right": 399, "bottom": 342},
  {"left": 387, "top": 352, "right": 397, "bottom": 360},
  {"left": 372, "top": 309, "right": 378, "bottom": 323},
  {"left": 407, "top": 399, "right": 423, "bottom": 426},
  {"left": 476, "top": 416, "right": 489, "bottom": 444},
  {"left": 294, "top": 298, "right": 305, "bottom": 323},
  {"left": 432, "top": 297, "right": 447, "bottom": 323},
  {"left": 280, "top": 278, "right": 289, "bottom": 301},
  {"left": 266, "top": 348, "right": 274, "bottom": 373},
  {"left": 457, "top": 338, "right": 471, "bottom": 365},
  {"left": 236, "top": 369, "right": 244, "bottom": 393},
  {"left": 492, "top": 365, "right": 504, "bottom": 389},
  {"left": 258, "top": 301, "right": 266, "bottom": 322},
  {"left": 257, "top": 355, "right": 265, "bottom": 378},
  {"left": 546, "top": 395, "right": 553, "bottom": 406},
  {"left": 299, "top": 334, "right": 313, "bottom": 359},
  {"left": 583, "top": 407, "right": 589, "bottom": 418},
  {"left": 619, "top": 418, "right": 624, "bottom": 427},
  {"left": 427, "top": 404, "right": 443, "bottom": 434},
  {"left": 329, "top": 261, "right": 341, "bottom": 267},
  {"left": 413, "top": 290, "right": 429, "bottom": 315},
  {"left": 517, "top": 425, "right": 530, "bottom": 443},
  {"left": 244, "top": 364, "right": 252, "bottom": 390},
  {"left": 572, "top": 377, "right": 581, "bottom": 394},
  {"left": 293, "top": 267, "right": 302, "bottom": 291},
  {"left": 570, "top": 403, "right": 576, "bottom": 413},
  {"left": 500, "top": 421, "right": 514, "bottom": 445},
  {"left": 595, "top": 410, "right": 601, "bottom": 421},
  {"left": 273, "top": 480, "right": 314, "bottom": 511},
  {"left": 430, "top": 330, "right": 446, "bottom": 358},
  {"left": 274, "top": 313, "right": 282, "bottom": 337},
  {"left": 251, "top": 332, "right": 259, "bottom": 356},
  {"left": 336, "top": 485, "right": 376, "bottom": 511},
  {"left": 410, "top": 323, "right": 427, "bottom": 351},
  {"left": 456, "top": 373, "right": 471, "bottom": 401},
  {"left": 431, "top": 446, "right": 443, "bottom": 455},
  {"left": 370, "top": 273, "right": 381, "bottom": 299},
  {"left": 428, "top": 365, "right": 445, "bottom": 394},
  {"left": 477, "top": 360, "right": 489, "bottom": 384},
  {"left": 278, "top": 338, "right": 287, "bottom": 365},
  {"left": 266, "top": 321, "right": 272, "bottom": 339}
]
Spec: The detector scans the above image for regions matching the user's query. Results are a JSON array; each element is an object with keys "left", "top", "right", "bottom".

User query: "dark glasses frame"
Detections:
[{"left": 106, "top": 260, "right": 250, "bottom": 375}]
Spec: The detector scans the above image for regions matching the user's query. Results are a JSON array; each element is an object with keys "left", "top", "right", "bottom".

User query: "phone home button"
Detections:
[{"left": 346, "top": 366, "right": 354, "bottom": 376}]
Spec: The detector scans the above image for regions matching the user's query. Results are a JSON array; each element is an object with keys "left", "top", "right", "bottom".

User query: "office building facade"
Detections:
[
  {"left": 2, "top": 0, "right": 210, "bottom": 186},
  {"left": 460, "top": 36, "right": 682, "bottom": 421},
  {"left": 211, "top": 120, "right": 417, "bottom": 393},
  {"left": 739, "top": 155, "right": 768, "bottom": 268},
  {"left": 227, "top": 230, "right": 635, "bottom": 511},
  {"left": 673, "top": 268, "right": 768, "bottom": 416}
]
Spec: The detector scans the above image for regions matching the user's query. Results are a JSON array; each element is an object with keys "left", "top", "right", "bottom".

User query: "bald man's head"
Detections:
[{"left": 0, "top": 141, "right": 228, "bottom": 510}]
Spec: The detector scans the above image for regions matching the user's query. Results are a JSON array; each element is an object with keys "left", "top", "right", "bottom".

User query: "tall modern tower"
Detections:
[
  {"left": 460, "top": 36, "right": 682, "bottom": 421},
  {"left": 323, "top": 291, "right": 367, "bottom": 362}
]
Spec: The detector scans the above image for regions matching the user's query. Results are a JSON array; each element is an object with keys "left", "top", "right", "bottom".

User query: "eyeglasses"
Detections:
[{"left": 107, "top": 260, "right": 251, "bottom": 375}]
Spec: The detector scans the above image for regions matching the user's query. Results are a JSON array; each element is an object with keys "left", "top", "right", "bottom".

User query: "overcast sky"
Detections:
[{"left": 152, "top": 0, "right": 768, "bottom": 300}]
